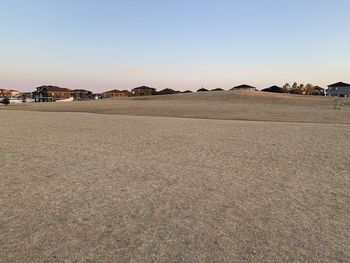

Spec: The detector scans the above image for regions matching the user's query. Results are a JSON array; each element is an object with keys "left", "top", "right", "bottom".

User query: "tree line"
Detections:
[{"left": 282, "top": 82, "right": 318, "bottom": 95}]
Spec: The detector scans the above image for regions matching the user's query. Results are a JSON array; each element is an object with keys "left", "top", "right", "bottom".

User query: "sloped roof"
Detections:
[
  {"left": 37, "top": 85, "right": 72, "bottom": 92},
  {"left": 231, "top": 84, "right": 256, "bottom": 90},
  {"left": 157, "top": 88, "right": 177, "bottom": 95},
  {"left": 261, "top": 85, "right": 283, "bottom": 92},
  {"left": 132, "top": 86, "right": 155, "bottom": 90},
  {"left": 71, "top": 89, "right": 92, "bottom": 93},
  {"left": 102, "top": 89, "right": 126, "bottom": 94},
  {"left": 197, "top": 88, "right": 208, "bottom": 92},
  {"left": 328, "top": 82, "right": 350, "bottom": 87},
  {"left": 314, "top": 86, "right": 325, "bottom": 90}
]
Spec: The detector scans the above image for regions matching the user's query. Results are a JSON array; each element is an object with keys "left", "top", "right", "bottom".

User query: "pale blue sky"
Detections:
[{"left": 1, "top": 0, "right": 349, "bottom": 92}]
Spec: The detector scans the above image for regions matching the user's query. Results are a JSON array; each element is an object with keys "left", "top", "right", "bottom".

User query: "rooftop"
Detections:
[
  {"left": 231, "top": 84, "right": 256, "bottom": 90},
  {"left": 37, "top": 85, "right": 72, "bottom": 92},
  {"left": 132, "top": 86, "right": 155, "bottom": 90},
  {"left": 328, "top": 82, "right": 350, "bottom": 87}
]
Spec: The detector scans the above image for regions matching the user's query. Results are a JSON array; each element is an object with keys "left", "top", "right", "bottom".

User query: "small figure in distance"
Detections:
[{"left": 334, "top": 96, "right": 344, "bottom": 110}]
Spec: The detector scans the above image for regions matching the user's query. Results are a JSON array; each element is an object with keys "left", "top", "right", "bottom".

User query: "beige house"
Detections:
[
  {"left": 0, "top": 89, "right": 20, "bottom": 97},
  {"left": 102, "top": 89, "right": 130, "bottom": 98},
  {"left": 131, "top": 86, "right": 156, "bottom": 96}
]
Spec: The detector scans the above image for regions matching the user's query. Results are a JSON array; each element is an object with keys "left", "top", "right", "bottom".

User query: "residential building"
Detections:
[
  {"left": 71, "top": 89, "right": 93, "bottom": 100},
  {"left": 157, "top": 88, "right": 178, "bottom": 95},
  {"left": 327, "top": 82, "right": 350, "bottom": 97},
  {"left": 312, "top": 86, "right": 325, "bottom": 96},
  {"left": 197, "top": 88, "right": 208, "bottom": 92},
  {"left": 33, "top": 86, "right": 72, "bottom": 102},
  {"left": 0, "top": 89, "right": 20, "bottom": 97},
  {"left": 131, "top": 86, "right": 156, "bottom": 96},
  {"left": 261, "top": 85, "right": 283, "bottom": 93},
  {"left": 231, "top": 84, "right": 256, "bottom": 91},
  {"left": 102, "top": 89, "right": 130, "bottom": 98}
]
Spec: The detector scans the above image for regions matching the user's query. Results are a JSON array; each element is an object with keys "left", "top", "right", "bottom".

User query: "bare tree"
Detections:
[
  {"left": 305, "top": 83, "right": 315, "bottom": 95},
  {"left": 283, "top": 83, "right": 291, "bottom": 93}
]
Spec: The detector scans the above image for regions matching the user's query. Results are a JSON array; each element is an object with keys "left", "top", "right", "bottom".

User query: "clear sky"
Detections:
[{"left": 1, "top": 0, "right": 350, "bottom": 92}]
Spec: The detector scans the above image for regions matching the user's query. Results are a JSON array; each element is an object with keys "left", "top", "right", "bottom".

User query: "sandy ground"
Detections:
[
  {"left": 1, "top": 92, "right": 350, "bottom": 262},
  {"left": 3, "top": 91, "right": 350, "bottom": 124}
]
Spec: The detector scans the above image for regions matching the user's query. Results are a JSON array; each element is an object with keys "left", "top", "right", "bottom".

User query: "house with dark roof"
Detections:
[
  {"left": 197, "top": 88, "right": 208, "bottom": 92},
  {"left": 71, "top": 89, "right": 93, "bottom": 100},
  {"left": 33, "top": 86, "right": 72, "bottom": 102},
  {"left": 261, "top": 85, "right": 283, "bottom": 93},
  {"left": 327, "top": 82, "right": 350, "bottom": 97},
  {"left": 102, "top": 89, "right": 130, "bottom": 98},
  {"left": 312, "top": 86, "right": 325, "bottom": 96},
  {"left": 231, "top": 84, "right": 256, "bottom": 91},
  {"left": 131, "top": 86, "right": 156, "bottom": 96},
  {"left": 157, "top": 88, "right": 178, "bottom": 95}
]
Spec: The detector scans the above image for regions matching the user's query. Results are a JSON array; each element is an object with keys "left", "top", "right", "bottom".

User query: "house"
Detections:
[
  {"left": 33, "top": 85, "right": 73, "bottom": 102},
  {"left": 197, "top": 88, "right": 208, "bottom": 92},
  {"left": 327, "top": 82, "right": 350, "bottom": 97},
  {"left": 71, "top": 89, "right": 93, "bottom": 100},
  {"left": 312, "top": 86, "right": 325, "bottom": 96},
  {"left": 231, "top": 84, "right": 256, "bottom": 91},
  {"left": 102, "top": 89, "right": 130, "bottom": 98},
  {"left": 131, "top": 86, "right": 156, "bottom": 96},
  {"left": 211, "top": 88, "right": 225, "bottom": 91},
  {"left": 261, "top": 85, "right": 283, "bottom": 93},
  {"left": 0, "top": 89, "right": 20, "bottom": 97},
  {"left": 21, "top": 92, "right": 35, "bottom": 102},
  {"left": 9, "top": 89, "right": 20, "bottom": 97},
  {"left": 0, "top": 89, "right": 5, "bottom": 97},
  {"left": 156, "top": 88, "right": 178, "bottom": 95}
]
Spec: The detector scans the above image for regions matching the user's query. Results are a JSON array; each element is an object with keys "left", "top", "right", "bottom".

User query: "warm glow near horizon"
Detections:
[{"left": 1, "top": 0, "right": 350, "bottom": 92}]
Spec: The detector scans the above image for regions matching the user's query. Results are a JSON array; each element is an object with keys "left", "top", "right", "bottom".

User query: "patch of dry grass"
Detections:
[
  {"left": 2, "top": 91, "right": 350, "bottom": 124},
  {"left": 1, "top": 109, "right": 349, "bottom": 262}
]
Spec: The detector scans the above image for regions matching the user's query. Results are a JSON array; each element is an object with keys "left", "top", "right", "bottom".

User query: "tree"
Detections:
[
  {"left": 298, "top": 84, "right": 305, "bottom": 94},
  {"left": 283, "top": 83, "right": 291, "bottom": 93},
  {"left": 289, "top": 82, "right": 299, "bottom": 94},
  {"left": 305, "top": 83, "right": 315, "bottom": 95},
  {"left": 284, "top": 82, "right": 315, "bottom": 95}
]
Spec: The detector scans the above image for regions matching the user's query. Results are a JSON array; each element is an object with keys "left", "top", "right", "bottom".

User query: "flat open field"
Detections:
[
  {"left": 4, "top": 90, "right": 350, "bottom": 124},
  {"left": 1, "top": 92, "right": 350, "bottom": 262}
]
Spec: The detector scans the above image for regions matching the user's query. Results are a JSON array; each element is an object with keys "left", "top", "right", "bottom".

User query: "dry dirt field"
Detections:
[
  {"left": 1, "top": 92, "right": 350, "bottom": 262},
  {"left": 4, "top": 90, "right": 350, "bottom": 124}
]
